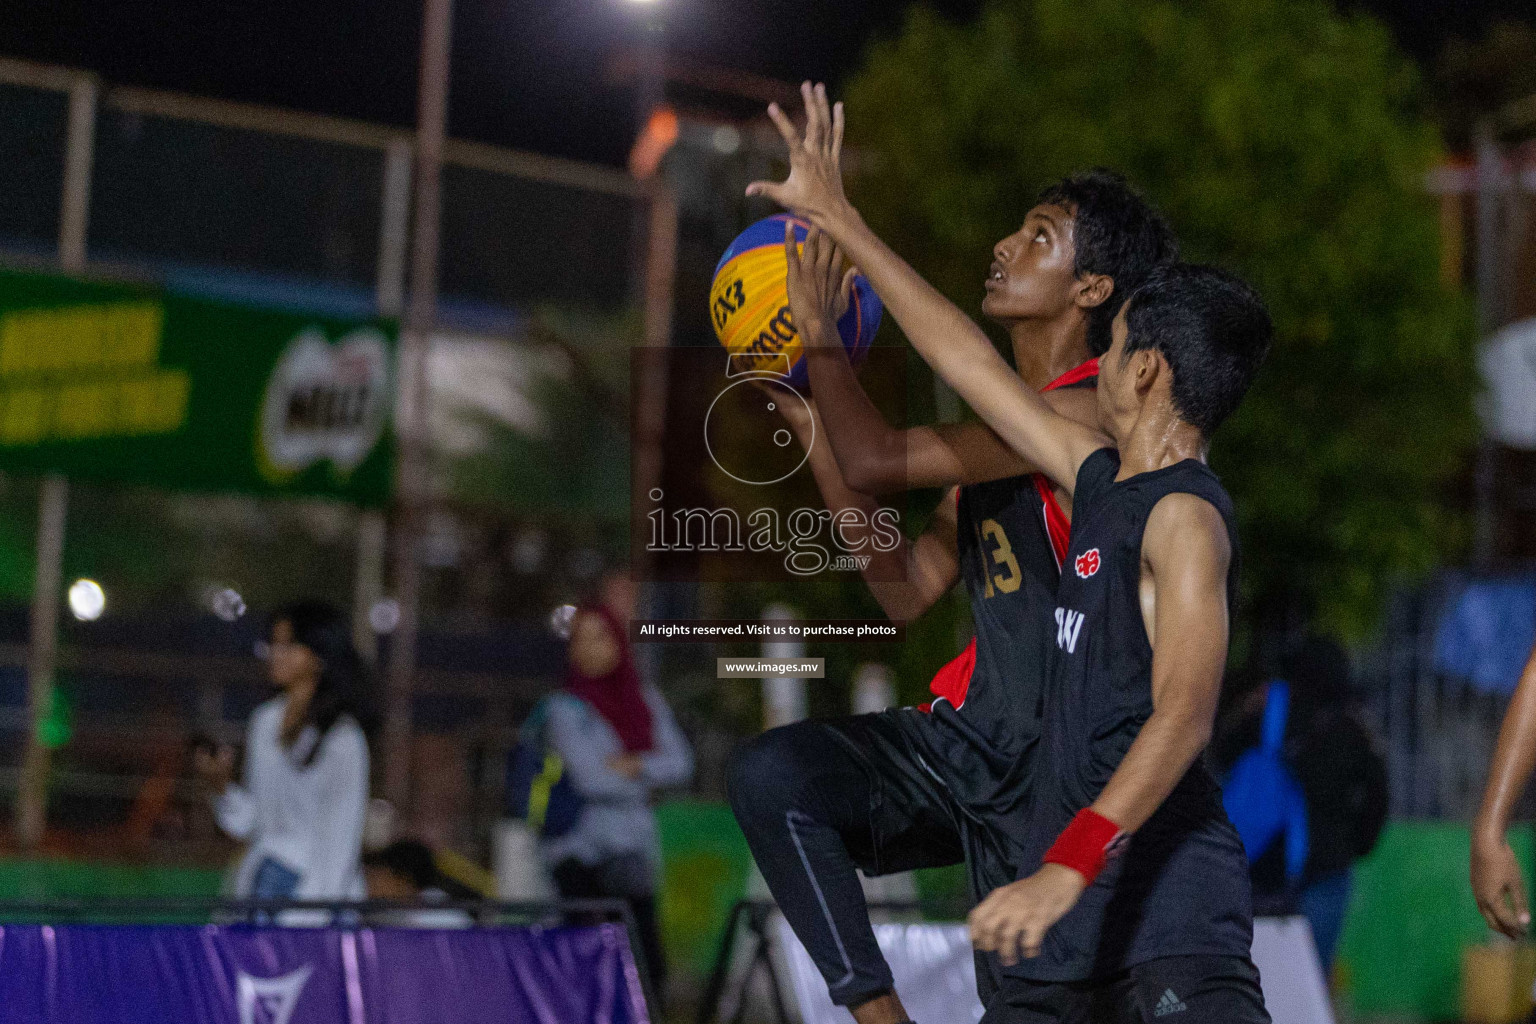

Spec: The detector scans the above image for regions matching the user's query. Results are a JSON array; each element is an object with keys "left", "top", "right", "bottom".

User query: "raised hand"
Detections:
[
  {"left": 746, "top": 82, "right": 851, "bottom": 227},
  {"left": 784, "top": 222, "right": 856, "bottom": 350}
]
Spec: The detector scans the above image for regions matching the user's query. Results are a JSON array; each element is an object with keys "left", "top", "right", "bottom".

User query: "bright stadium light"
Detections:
[
  {"left": 370, "top": 598, "right": 402, "bottom": 634},
  {"left": 548, "top": 604, "right": 578, "bottom": 640},
  {"left": 68, "top": 579, "right": 105, "bottom": 622},
  {"left": 211, "top": 588, "right": 247, "bottom": 622}
]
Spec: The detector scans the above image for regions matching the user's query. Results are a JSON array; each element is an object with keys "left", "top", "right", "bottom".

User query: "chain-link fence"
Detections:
[{"left": 0, "top": 57, "right": 643, "bottom": 316}]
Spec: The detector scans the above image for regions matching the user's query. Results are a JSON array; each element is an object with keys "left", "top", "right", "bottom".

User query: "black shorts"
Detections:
[
  {"left": 979, "top": 955, "right": 1270, "bottom": 1024},
  {"left": 811, "top": 711, "right": 1025, "bottom": 898}
]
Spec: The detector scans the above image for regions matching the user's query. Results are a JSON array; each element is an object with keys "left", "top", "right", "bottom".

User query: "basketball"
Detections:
[{"left": 709, "top": 214, "right": 882, "bottom": 391}]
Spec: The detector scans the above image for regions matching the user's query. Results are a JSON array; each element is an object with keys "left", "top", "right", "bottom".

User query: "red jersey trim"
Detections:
[
  {"left": 921, "top": 358, "right": 1096, "bottom": 712},
  {"left": 1033, "top": 474, "right": 1072, "bottom": 569},
  {"left": 1042, "top": 357, "right": 1099, "bottom": 392},
  {"left": 1035, "top": 357, "right": 1095, "bottom": 568},
  {"left": 922, "top": 636, "right": 977, "bottom": 713}
]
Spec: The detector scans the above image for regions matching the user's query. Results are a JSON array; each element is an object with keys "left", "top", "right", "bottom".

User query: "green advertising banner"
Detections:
[{"left": 0, "top": 268, "right": 395, "bottom": 505}]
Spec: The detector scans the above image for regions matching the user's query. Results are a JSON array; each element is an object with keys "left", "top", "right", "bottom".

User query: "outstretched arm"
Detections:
[
  {"left": 767, "top": 383, "right": 959, "bottom": 622},
  {"left": 1473, "top": 641, "right": 1536, "bottom": 937},
  {"left": 749, "top": 83, "right": 1108, "bottom": 494},
  {"left": 969, "top": 494, "right": 1231, "bottom": 963}
]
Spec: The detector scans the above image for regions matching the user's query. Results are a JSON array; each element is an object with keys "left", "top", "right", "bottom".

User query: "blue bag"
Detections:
[
  {"left": 1221, "top": 681, "right": 1309, "bottom": 884},
  {"left": 505, "top": 695, "right": 585, "bottom": 839}
]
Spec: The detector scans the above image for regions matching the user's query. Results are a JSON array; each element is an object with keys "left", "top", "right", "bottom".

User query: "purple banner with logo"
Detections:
[{"left": 0, "top": 922, "right": 649, "bottom": 1024}]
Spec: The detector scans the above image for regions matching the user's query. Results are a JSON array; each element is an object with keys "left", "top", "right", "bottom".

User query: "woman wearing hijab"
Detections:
[
  {"left": 196, "top": 601, "right": 375, "bottom": 909},
  {"left": 541, "top": 571, "right": 693, "bottom": 1006}
]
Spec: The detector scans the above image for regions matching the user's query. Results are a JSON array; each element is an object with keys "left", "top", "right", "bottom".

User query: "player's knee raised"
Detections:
[{"left": 727, "top": 725, "right": 813, "bottom": 816}]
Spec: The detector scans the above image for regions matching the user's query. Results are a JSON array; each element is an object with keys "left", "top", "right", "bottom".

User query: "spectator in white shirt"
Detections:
[{"left": 196, "top": 602, "right": 374, "bottom": 909}]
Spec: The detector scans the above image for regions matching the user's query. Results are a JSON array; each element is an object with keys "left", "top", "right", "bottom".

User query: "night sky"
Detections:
[{"left": 4, "top": 0, "right": 1532, "bottom": 167}]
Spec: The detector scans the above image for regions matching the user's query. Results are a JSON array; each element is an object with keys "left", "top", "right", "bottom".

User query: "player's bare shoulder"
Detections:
[{"left": 1142, "top": 491, "right": 1231, "bottom": 575}]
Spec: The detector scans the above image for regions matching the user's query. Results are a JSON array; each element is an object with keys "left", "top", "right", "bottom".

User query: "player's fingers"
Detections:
[
  {"left": 814, "top": 84, "right": 834, "bottom": 153},
  {"left": 765, "top": 102, "right": 798, "bottom": 151},
  {"left": 831, "top": 100, "right": 845, "bottom": 165},
  {"left": 824, "top": 243, "right": 847, "bottom": 284},
  {"left": 967, "top": 907, "right": 999, "bottom": 951},
  {"left": 810, "top": 228, "right": 834, "bottom": 278},
  {"left": 745, "top": 180, "right": 786, "bottom": 203},
  {"left": 1021, "top": 922, "right": 1044, "bottom": 960},
  {"left": 801, "top": 81, "right": 820, "bottom": 149},
  {"left": 1487, "top": 891, "right": 1523, "bottom": 939},
  {"left": 1476, "top": 893, "right": 1508, "bottom": 935},
  {"left": 1510, "top": 879, "right": 1531, "bottom": 934},
  {"left": 1005, "top": 919, "right": 1033, "bottom": 965},
  {"left": 834, "top": 265, "right": 856, "bottom": 318},
  {"left": 989, "top": 921, "right": 1013, "bottom": 970}
]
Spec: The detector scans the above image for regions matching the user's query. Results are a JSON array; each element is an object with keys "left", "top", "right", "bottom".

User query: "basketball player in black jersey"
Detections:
[
  {"left": 728, "top": 118, "right": 1176, "bottom": 1024},
  {"left": 748, "top": 84, "right": 1272, "bottom": 1021}
]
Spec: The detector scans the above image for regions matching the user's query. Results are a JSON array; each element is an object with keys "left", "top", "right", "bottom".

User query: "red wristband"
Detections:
[{"left": 1042, "top": 809, "right": 1125, "bottom": 884}]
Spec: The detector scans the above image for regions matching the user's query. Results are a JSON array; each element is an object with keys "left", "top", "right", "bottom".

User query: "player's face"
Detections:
[
  {"left": 981, "top": 203, "right": 1080, "bottom": 325},
  {"left": 1097, "top": 303, "right": 1136, "bottom": 441}
]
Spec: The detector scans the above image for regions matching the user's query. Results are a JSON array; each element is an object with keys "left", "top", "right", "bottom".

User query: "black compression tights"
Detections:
[{"left": 727, "top": 716, "right": 964, "bottom": 1009}]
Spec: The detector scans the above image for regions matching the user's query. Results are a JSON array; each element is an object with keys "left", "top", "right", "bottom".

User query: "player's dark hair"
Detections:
[
  {"left": 1036, "top": 169, "right": 1179, "bottom": 357},
  {"left": 1121, "top": 263, "right": 1272, "bottom": 436}
]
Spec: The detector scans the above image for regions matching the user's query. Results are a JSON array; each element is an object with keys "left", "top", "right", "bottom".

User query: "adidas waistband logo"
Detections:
[{"left": 1153, "top": 988, "right": 1188, "bottom": 1017}]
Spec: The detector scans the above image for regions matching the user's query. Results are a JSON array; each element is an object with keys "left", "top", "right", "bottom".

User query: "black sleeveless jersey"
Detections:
[
  {"left": 900, "top": 362, "right": 1096, "bottom": 841},
  {"left": 1015, "top": 448, "right": 1253, "bottom": 982}
]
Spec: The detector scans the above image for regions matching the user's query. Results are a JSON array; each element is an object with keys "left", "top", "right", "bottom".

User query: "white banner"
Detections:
[
  {"left": 774, "top": 914, "right": 1333, "bottom": 1024},
  {"left": 775, "top": 916, "right": 983, "bottom": 1024},
  {"left": 1481, "top": 318, "right": 1536, "bottom": 449}
]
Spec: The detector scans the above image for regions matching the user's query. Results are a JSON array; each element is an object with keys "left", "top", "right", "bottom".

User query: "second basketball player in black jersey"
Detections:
[
  {"left": 728, "top": 129, "right": 1177, "bottom": 1024},
  {"left": 750, "top": 85, "right": 1274, "bottom": 1022}
]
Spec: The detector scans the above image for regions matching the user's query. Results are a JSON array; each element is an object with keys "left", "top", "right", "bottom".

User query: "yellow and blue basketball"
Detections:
[{"left": 709, "top": 214, "right": 882, "bottom": 391}]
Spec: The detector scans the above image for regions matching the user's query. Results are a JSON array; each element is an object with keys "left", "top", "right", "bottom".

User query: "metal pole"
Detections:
[
  {"left": 59, "top": 76, "right": 98, "bottom": 272},
  {"left": 626, "top": 13, "right": 666, "bottom": 306},
  {"left": 355, "top": 140, "right": 414, "bottom": 665},
  {"left": 16, "top": 73, "right": 96, "bottom": 851},
  {"left": 376, "top": 140, "right": 413, "bottom": 319},
  {"left": 631, "top": 179, "right": 676, "bottom": 685},
  {"left": 16, "top": 476, "right": 68, "bottom": 850},
  {"left": 352, "top": 511, "right": 388, "bottom": 664},
  {"left": 631, "top": 180, "right": 677, "bottom": 533},
  {"left": 382, "top": 0, "right": 454, "bottom": 808},
  {"left": 1472, "top": 125, "right": 1505, "bottom": 567},
  {"left": 627, "top": 7, "right": 674, "bottom": 678}
]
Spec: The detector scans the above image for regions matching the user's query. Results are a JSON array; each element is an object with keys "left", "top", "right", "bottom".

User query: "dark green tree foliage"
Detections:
[{"left": 845, "top": 0, "right": 1477, "bottom": 638}]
